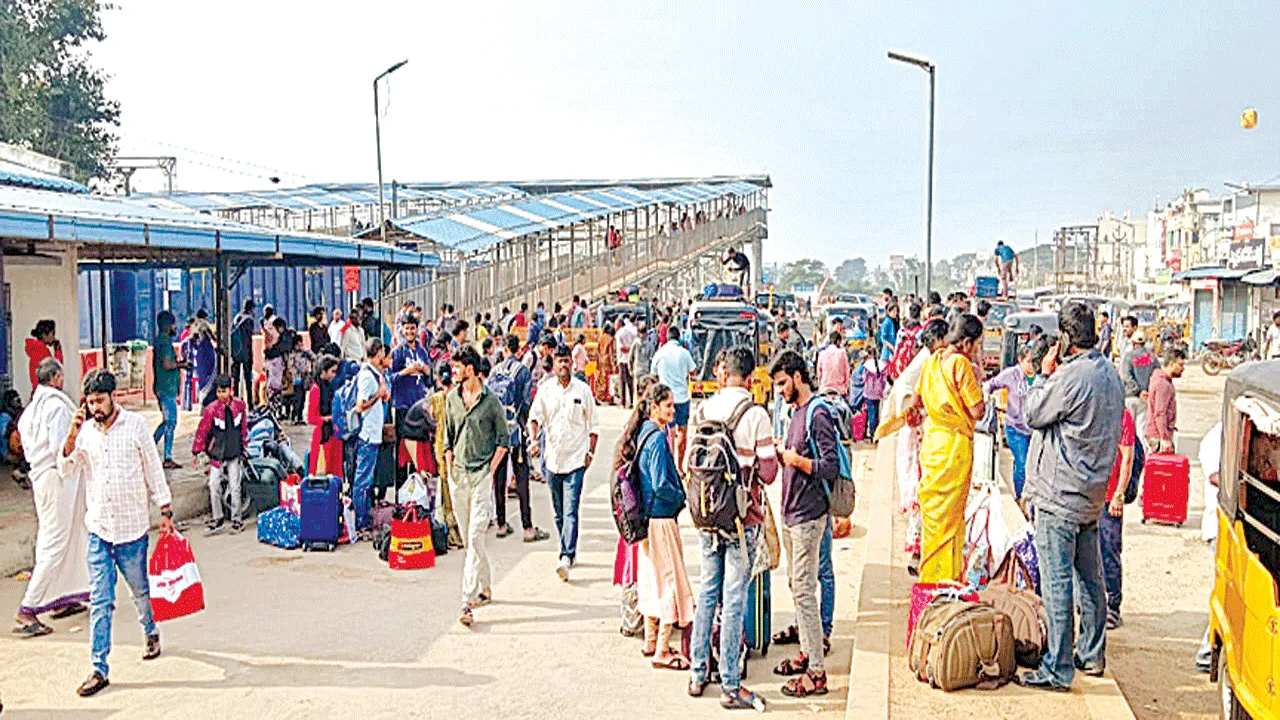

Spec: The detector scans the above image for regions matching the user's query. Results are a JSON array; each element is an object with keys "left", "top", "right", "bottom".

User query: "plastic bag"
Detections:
[
  {"left": 398, "top": 472, "right": 431, "bottom": 508},
  {"left": 149, "top": 531, "right": 205, "bottom": 622},
  {"left": 389, "top": 504, "right": 436, "bottom": 570},
  {"left": 963, "top": 483, "right": 1010, "bottom": 591}
]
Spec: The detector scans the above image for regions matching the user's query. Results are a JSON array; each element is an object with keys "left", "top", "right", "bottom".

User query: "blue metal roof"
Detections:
[
  {"left": 138, "top": 183, "right": 526, "bottom": 214},
  {"left": 1172, "top": 266, "right": 1251, "bottom": 281},
  {"left": 0, "top": 185, "right": 438, "bottom": 268},
  {"left": 0, "top": 158, "right": 89, "bottom": 194}
]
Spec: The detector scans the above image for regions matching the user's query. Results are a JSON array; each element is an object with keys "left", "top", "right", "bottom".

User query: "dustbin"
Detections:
[
  {"left": 108, "top": 344, "right": 131, "bottom": 388},
  {"left": 127, "top": 340, "right": 148, "bottom": 389}
]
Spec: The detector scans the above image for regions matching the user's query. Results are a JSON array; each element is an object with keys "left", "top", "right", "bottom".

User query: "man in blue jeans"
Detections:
[
  {"left": 528, "top": 345, "right": 599, "bottom": 582},
  {"left": 353, "top": 338, "right": 391, "bottom": 536},
  {"left": 151, "top": 311, "right": 186, "bottom": 470},
  {"left": 60, "top": 369, "right": 174, "bottom": 697},
  {"left": 1018, "top": 302, "right": 1124, "bottom": 691}
]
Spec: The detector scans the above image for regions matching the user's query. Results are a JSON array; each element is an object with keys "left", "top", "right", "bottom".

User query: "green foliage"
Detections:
[
  {"left": 778, "top": 258, "right": 829, "bottom": 291},
  {"left": 0, "top": 0, "right": 119, "bottom": 182}
]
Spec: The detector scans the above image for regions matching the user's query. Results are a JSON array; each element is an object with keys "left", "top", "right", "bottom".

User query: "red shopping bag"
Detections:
[
  {"left": 906, "top": 581, "right": 976, "bottom": 648},
  {"left": 280, "top": 473, "right": 302, "bottom": 514},
  {"left": 389, "top": 505, "right": 435, "bottom": 570},
  {"left": 148, "top": 531, "right": 205, "bottom": 622}
]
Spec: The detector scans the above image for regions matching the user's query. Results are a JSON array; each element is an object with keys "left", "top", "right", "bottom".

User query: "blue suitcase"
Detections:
[{"left": 300, "top": 475, "right": 341, "bottom": 551}]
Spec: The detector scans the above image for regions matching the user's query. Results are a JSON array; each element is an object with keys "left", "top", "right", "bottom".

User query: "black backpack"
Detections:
[
  {"left": 686, "top": 398, "right": 754, "bottom": 534},
  {"left": 612, "top": 427, "right": 663, "bottom": 543}
]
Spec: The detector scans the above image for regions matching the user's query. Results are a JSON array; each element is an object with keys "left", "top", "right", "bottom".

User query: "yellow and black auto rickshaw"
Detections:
[
  {"left": 815, "top": 302, "right": 874, "bottom": 353},
  {"left": 688, "top": 299, "right": 772, "bottom": 404}
]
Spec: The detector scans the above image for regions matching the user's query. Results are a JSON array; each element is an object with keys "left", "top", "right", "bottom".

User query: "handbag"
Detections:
[
  {"left": 761, "top": 495, "right": 781, "bottom": 571},
  {"left": 978, "top": 552, "right": 1048, "bottom": 667},
  {"left": 389, "top": 504, "right": 436, "bottom": 570},
  {"left": 148, "top": 531, "right": 206, "bottom": 623}
]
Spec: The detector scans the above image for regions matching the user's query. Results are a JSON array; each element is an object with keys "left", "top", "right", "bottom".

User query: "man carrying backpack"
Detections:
[
  {"left": 489, "top": 334, "right": 550, "bottom": 544},
  {"left": 768, "top": 349, "right": 840, "bottom": 698},
  {"left": 687, "top": 346, "right": 778, "bottom": 710},
  {"left": 528, "top": 345, "right": 599, "bottom": 582},
  {"left": 352, "top": 338, "right": 391, "bottom": 537},
  {"left": 229, "top": 299, "right": 256, "bottom": 400}
]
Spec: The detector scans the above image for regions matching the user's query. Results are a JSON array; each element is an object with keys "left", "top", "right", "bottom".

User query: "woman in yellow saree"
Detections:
[{"left": 908, "top": 314, "right": 986, "bottom": 583}]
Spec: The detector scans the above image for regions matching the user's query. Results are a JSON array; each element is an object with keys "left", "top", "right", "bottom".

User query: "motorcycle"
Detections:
[{"left": 1202, "top": 336, "right": 1257, "bottom": 376}]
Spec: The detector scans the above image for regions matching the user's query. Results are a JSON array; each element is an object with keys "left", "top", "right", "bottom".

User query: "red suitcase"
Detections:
[{"left": 1141, "top": 452, "right": 1190, "bottom": 526}]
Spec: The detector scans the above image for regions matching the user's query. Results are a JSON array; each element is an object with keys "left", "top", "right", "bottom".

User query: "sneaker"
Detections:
[
  {"left": 1106, "top": 612, "right": 1122, "bottom": 630},
  {"left": 142, "top": 634, "right": 161, "bottom": 661},
  {"left": 204, "top": 520, "right": 226, "bottom": 537},
  {"left": 1075, "top": 657, "right": 1105, "bottom": 677},
  {"left": 230, "top": 521, "right": 245, "bottom": 534},
  {"left": 556, "top": 556, "right": 571, "bottom": 582}
]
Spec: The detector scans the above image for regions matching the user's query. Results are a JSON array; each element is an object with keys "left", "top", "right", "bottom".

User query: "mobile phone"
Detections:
[{"left": 1057, "top": 332, "right": 1071, "bottom": 360}]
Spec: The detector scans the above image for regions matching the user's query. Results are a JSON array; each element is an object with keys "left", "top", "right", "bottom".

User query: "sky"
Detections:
[{"left": 94, "top": 0, "right": 1280, "bottom": 269}]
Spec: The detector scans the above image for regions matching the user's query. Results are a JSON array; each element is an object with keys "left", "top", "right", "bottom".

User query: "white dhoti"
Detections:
[{"left": 19, "top": 466, "right": 89, "bottom": 615}]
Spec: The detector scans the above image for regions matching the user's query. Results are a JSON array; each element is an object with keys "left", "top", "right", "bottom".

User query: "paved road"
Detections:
[{"left": 0, "top": 405, "right": 865, "bottom": 719}]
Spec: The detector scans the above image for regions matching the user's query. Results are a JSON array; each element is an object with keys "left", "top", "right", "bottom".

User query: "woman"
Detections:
[
  {"left": 571, "top": 334, "right": 589, "bottom": 383},
  {"left": 25, "top": 320, "right": 62, "bottom": 396},
  {"left": 908, "top": 314, "right": 986, "bottom": 584},
  {"left": 624, "top": 383, "right": 695, "bottom": 670},
  {"left": 306, "top": 355, "right": 344, "bottom": 475},
  {"left": 190, "top": 312, "right": 218, "bottom": 408},
  {"left": 612, "top": 376, "right": 658, "bottom": 638},
  {"left": 595, "top": 323, "right": 616, "bottom": 405},
  {"left": 983, "top": 341, "right": 1037, "bottom": 500}
]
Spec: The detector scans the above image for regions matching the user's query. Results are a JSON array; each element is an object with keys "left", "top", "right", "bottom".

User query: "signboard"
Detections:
[
  {"left": 1233, "top": 221, "right": 1255, "bottom": 242},
  {"left": 1155, "top": 268, "right": 1172, "bottom": 286},
  {"left": 343, "top": 266, "right": 361, "bottom": 292},
  {"left": 889, "top": 254, "right": 905, "bottom": 272},
  {"left": 1228, "top": 236, "right": 1265, "bottom": 271},
  {"left": 1269, "top": 223, "right": 1280, "bottom": 256},
  {"left": 1191, "top": 278, "right": 1217, "bottom": 292},
  {"left": 792, "top": 283, "right": 815, "bottom": 293},
  {"left": 166, "top": 268, "right": 183, "bottom": 291},
  {"left": 1166, "top": 248, "right": 1181, "bottom": 272}
]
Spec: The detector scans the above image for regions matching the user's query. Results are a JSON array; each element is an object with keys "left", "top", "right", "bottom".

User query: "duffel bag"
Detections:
[
  {"left": 257, "top": 506, "right": 300, "bottom": 550},
  {"left": 908, "top": 601, "right": 1016, "bottom": 692},
  {"left": 978, "top": 552, "right": 1047, "bottom": 667}
]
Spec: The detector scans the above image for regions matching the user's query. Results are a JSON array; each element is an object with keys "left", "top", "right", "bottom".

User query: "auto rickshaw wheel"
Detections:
[
  {"left": 1218, "top": 650, "right": 1244, "bottom": 720},
  {"left": 1204, "top": 354, "right": 1225, "bottom": 376}
]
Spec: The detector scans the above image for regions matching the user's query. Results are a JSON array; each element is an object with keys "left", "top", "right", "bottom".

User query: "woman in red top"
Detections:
[
  {"left": 306, "top": 356, "right": 344, "bottom": 476},
  {"left": 25, "top": 320, "right": 63, "bottom": 395}
]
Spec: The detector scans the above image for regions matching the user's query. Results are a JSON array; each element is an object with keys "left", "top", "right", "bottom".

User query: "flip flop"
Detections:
[
  {"left": 524, "top": 528, "right": 551, "bottom": 543},
  {"left": 771, "top": 625, "right": 800, "bottom": 645},
  {"left": 496, "top": 525, "right": 514, "bottom": 538},
  {"left": 49, "top": 604, "right": 87, "bottom": 620},
  {"left": 652, "top": 654, "right": 690, "bottom": 671},
  {"left": 13, "top": 620, "right": 53, "bottom": 638}
]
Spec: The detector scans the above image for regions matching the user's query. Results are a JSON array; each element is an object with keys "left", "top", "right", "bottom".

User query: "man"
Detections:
[
  {"left": 307, "top": 306, "right": 330, "bottom": 354},
  {"left": 974, "top": 299, "right": 991, "bottom": 324},
  {"left": 361, "top": 297, "right": 380, "bottom": 342},
  {"left": 192, "top": 375, "right": 249, "bottom": 536},
  {"left": 815, "top": 330, "right": 851, "bottom": 398},
  {"left": 528, "top": 345, "right": 599, "bottom": 581},
  {"left": 1119, "top": 315, "right": 1138, "bottom": 347},
  {"left": 1119, "top": 330, "right": 1158, "bottom": 448},
  {"left": 615, "top": 314, "right": 639, "bottom": 408},
  {"left": 878, "top": 302, "right": 900, "bottom": 362},
  {"left": 768, "top": 349, "right": 839, "bottom": 698},
  {"left": 340, "top": 307, "right": 367, "bottom": 362},
  {"left": 391, "top": 314, "right": 432, "bottom": 487},
  {"left": 490, "top": 334, "right": 548, "bottom": 544},
  {"left": 994, "top": 240, "right": 1018, "bottom": 296},
  {"left": 1099, "top": 405, "right": 1136, "bottom": 629},
  {"left": 1096, "top": 311, "right": 1113, "bottom": 358},
  {"left": 723, "top": 247, "right": 750, "bottom": 288},
  {"left": 438, "top": 304, "right": 457, "bottom": 338},
  {"left": 650, "top": 334, "right": 697, "bottom": 466},
  {"left": 1145, "top": 347, "right": 1185, "bottom": 453},
  {"left": 1195, "top": 422, "right": 1223, "bottom": 673},
  {"left": 569, "top": 295, "right": 586, "bottom": 328},
  {"left": 13, "top": 358, "right": 88, "bottom": 638},
  {"left": 60, "top": 369, "right": 174, "bottom": 697},
  {"left": 1017, "top": 302, "right": 1124, "bottom": 691},
  {"left": 452, "top": 320, "right": 471, "bottom": 352},
  {"left": 444, "top": 346, "right": 509, "bottom": 627},
  {"left": 151, "top": 311, "right": 186, "bottom": 470},
  {"left": 353, "top": 338, "right": 391, "bottom": 534},
  {"left": 688, "top": 346, "right": 778, "bottom": 710},
  {"left": 327, "top": 308, "right": 345, "bottom": 346},
  {"left": 229, "top": 299, "right": 256, "bottom": 397},
  {"left": 1266, "top": 310, "right": 1280, "bottom": 359}
]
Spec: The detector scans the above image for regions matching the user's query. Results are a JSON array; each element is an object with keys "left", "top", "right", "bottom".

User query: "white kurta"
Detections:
[{"left": 17, "top": 385, "right": 89, "bottom": 615}]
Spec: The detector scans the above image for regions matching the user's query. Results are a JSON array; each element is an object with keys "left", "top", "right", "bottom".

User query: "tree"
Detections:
[
  {"left": 778, "top": 259, "right": 829, "bottom": 291},
  {"left": 834, "top": 257, "right": 867, "bottom": 288},
  {"left": 0, "top": 0, "right": 120, "bottom": 182}
]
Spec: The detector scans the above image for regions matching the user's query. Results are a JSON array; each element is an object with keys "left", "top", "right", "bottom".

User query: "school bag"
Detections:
[
  {"left": 611, "top": 427, "right": 663, "bottom": 543},
  {"left": 486, "top": 357, "right": 528, "bottom": 445},
  {"left": 330, "top": 366, "right": 373, "bottom": 442},
  {"left": 804, "top": 398, "right": 856, "bottom": 517},
  {"left": 685, "top": 398, "right": 755, "bottom": 534}
]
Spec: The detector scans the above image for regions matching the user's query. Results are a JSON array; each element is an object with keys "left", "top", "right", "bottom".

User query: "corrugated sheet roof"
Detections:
[{"left": 0, "top": 158, "right": 89, "bottom": 194}]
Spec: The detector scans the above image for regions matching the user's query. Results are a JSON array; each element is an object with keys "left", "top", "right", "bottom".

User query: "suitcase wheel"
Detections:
[{"left": 1141, "top": 517, "right": 1148, "bottom": 525}]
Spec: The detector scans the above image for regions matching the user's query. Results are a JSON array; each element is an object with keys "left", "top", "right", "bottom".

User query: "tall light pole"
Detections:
[
  {"left": 374, "top": 59, "right": 409, "bottom": 244},
  {"left": 888, "top": 50, "right": 935, "bottom": 299}
]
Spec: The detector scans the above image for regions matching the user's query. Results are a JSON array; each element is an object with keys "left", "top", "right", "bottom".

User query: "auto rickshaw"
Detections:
[
  {"left": 688, "top": 299, "right": 772, "bottom": 404},
  {"left": 1155, "top": 301, "right": 1190, "bottom": 357},
  {"left": 816, "top": 302, "right": 874, "bottom": 352},
  {"left": 999, "top": 311, "right": 1059, "bottom": 372},
  {"left": 755, "top": 289, "right": 796, "bottom": 318},
  {"left": 1208, "top": 360, "right": 1280, "bottom": 720},
  {"left": 979, "top": 299, "right": 1019, "bottom": 377}
]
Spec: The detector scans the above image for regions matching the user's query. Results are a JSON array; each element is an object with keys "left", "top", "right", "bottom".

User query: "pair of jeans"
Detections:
[
  {"left": 231, "top": 359, "right": 254, "bottom": 403},
  {"left": 783, "top": 515, "right": 827, "bottom": 672},
  {"left": 819, "top": 516, "right": 835, "bottom": 638},
  {"left": 1004, "top": 426, "right": 1031, "bottom": 499},
  {"left": 690, "top": 526, "right": 758, "bottom": 691},
  {"left": 88, "top": 533, "right": 156, "bottom": 678},
  {"left": 1098, "top": 506, "right": 1123, "bottom": 616},
  {"left": 549, "top": 467, "right": 586, "bottom": 562},
  {"left": 1034, "top": 508, "right": 1106, "bottom": 687},
  {"left": 450, "top": 465, "right": 494, "bottom": 605},
  {"left": 866, "top": 398, "right": 881, "bottom": 440},
  {"left": 208, "top": 458, "right": 243, "bottom": 524},
  {"left": 153, "top": 394, "right": 178, "bottom": 461},
  {"left": 493, "top": 446, "right": 532, "bottom": 531},
  {"left": 352, "top": 439, "right": 381, "bottom": 531}
]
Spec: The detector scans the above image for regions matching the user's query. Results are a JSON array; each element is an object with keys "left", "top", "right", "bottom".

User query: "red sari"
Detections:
[{"left": 306, "top": 383, "right": 344, "bottom": 476}]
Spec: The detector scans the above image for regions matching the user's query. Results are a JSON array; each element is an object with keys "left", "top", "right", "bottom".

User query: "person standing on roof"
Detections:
[{"left": 994, "top": 240, "right": 1018, "bottom": 297}]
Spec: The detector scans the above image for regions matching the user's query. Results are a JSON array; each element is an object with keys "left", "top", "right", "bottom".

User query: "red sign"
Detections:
[
  {"left": 1166, "top": 248, "right": 1181, "bottom": 272},
  {"left": 1234, "top": 221, "right": 1255, "bottom": 241},
  {"left": 343, "top": 266, "right": 360, "bottom": 293}
]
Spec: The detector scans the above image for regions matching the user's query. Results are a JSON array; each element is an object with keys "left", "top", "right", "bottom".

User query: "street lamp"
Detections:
[
  {"left": 888, "top": 50, "right": 936, "bottom": 299},
  {"left": 374, "top": 59, "right": 409, "bottom": 244}
]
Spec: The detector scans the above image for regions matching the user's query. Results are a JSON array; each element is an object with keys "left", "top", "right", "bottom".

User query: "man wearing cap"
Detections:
[{"left": 1119, "top": 330, "right": 1159, "bottom": 449}]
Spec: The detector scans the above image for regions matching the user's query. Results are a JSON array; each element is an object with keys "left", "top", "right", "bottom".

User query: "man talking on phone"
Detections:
[{"left": 60, "top": 369, "right": 174, "bottom": 698}]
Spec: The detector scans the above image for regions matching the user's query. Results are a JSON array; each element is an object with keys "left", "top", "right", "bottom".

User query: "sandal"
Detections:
[
  {"left": 772, "top": 625, "right": 800, "bottom": 645},
  {"left": 496, "top": 524, "right": 514, "bottom": 538},
  {"left": 12, "top": 620, "right": 53, "bottom": 638},
  {"left": 641, "top": 640, "right": 658, "bottom": 658},
  {"left": 652, "top": 653, "right": 690, "bottom": 671},
  {"left": 688, "top": 679, "right": 707, "bottom": 697},
  {"left": 49, "top": 604, "right": 88, "bottom": 620},
  {"left": 524, "top": 528, "right": 550, "bottom": 543},
  {"left": 781, "top": 670, "right": 828, "bottom": 698},
  {"left": 458, "top": 607, "right": 474, "bottom": 628},
  {"left": 721, "top": 687, "right": 766, "bottom": 711},
  {"left": 774, "top": 653, "right": 809, "bottom": 676}
]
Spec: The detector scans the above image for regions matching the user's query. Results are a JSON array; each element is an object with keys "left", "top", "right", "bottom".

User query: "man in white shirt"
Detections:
[
  {"left": 60, "top": 369, "right": 173, "bottom": 698},
  {"left": 341, "top": 307, "right": 368, "bottom": 363},
  {"left": 1266, "top": 311, "right": 1280, "bottom": 359},
  {"left": 615, "top": 315, "right": 639, "bottom": 408},
  {"left": 528, "top": 345, "right": 600, "bottom": 582},
  {"left": 328, "top": 309, "right": 345, "bottom": 346},
  {"left": 1195, "top": 421, "right": 1222, "bottom": 673},
  {"left": 353, "top": 338, "right": 391, "bottom": 536},
  {"left": 14, "top": 358, "right": 88, "bottom": 637},
  {"left": 650, "top": 336, "right": 697, "bottom": 467}
]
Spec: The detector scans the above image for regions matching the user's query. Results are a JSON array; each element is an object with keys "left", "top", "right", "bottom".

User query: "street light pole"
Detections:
[
  {"left": 888, "top": 50, "right": 936, "bottom": 299},
  {"left": 373, "top": 59, "right": 409, "bottom": 245}
]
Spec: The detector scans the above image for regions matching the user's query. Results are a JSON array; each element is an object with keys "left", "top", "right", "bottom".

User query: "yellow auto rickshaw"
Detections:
[
  {"left": 1208, "top": 360, "right": 1280, "bottom": 719},
  {"left": 688, "top": 299, "right": 772, "bottom": 404}
]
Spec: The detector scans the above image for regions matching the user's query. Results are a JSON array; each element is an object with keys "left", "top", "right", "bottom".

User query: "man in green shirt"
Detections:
[
  {"left": 151, "top": 311, "right": 186, "bottom": 469},
  {"left": 443, "top": 345, "right": 509, "bottom": 629}
]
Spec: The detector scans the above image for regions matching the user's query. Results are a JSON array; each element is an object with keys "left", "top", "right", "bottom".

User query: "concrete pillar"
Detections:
[{"left": 8, "top": 242, "right": 82, "bottom": 401}]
